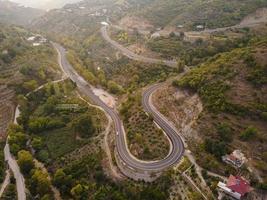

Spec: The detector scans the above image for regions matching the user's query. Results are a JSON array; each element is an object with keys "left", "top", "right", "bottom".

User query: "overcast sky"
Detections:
[{"left": 10, "top": 0, "right": 81, "bottom": 9}]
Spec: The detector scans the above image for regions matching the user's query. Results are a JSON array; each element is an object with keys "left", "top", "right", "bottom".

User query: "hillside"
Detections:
[
  {"left": 0, "top": 0, "right": 45, "bottom": 25},
  {"left": 153, "top": 36, "right": 267, "bottom": 188},
  {"left": 127, "top": 0, "right": 267, "bottom": 30},
  {"left": 10, "top": 0, "right": 82, "bottom": 10},
  {"left": 0, "top": 24, "right": 60, "bottom": 139}
]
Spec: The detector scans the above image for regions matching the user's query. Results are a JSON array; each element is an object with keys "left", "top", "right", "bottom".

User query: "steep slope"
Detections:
[
  {"left": 123, "top": 0, "right": 267, "bottom": 30},
  {"left": 0, "top": 0, "right": 44, "bottom": 25},
  {"left": 170, "top": 36, "right": 267, "bottom": 187},
  {"left": 0, "top": 24, "right": 60, "bottom": 139}
]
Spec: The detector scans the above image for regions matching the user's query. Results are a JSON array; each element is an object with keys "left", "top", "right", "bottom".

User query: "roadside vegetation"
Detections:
[
  {"left": 147, "top": 29, "right": 252, "bottom": 65},
  {"left": 11, "top": 79, "right": 175, "bottom": 199},
  {"left": 0, "top": 173, "right": 17, "bottom": 200},
  {"left": 172, "top": 36, "right": 267, "bottom": 189},
  {"left": 120, "top": 92, "right": 170, "bottom": 160}
]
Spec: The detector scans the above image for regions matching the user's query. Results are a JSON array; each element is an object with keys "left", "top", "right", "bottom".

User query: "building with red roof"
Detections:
[{"left": 217, "top": 175, "right": 251, "bottom": 199}]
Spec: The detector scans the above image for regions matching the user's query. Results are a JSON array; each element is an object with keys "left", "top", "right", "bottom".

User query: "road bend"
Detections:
[
  {"left": 53, "top": 42, "right": 184, "bottom": 175},
  {"left": 100, "top": 26, "right": 177, "bottom": 68}
]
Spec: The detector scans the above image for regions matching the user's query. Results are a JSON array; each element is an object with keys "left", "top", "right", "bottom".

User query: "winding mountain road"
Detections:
[
  {"left": 4, "top": 106, "right": 26, "bottom": 200},
  {"left": 100, "top": 26, "right": 177, "bottom": 68},
  {"left": 53, "top": 43, "right": 184, "bottom": 178}
]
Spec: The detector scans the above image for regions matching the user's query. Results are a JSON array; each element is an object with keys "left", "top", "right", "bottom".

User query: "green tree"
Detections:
[
  {"left": 30, "top": 169, "right": 51, "bottom": 197},
  {"left": 71, "top": 184, "right": 87, "bottom": 200},
  {"left": 176, "top": 59, "right": 185, "bottom": 73},
  {"left": 31, "top": 137, "right": 43, "bottom": 151},
  {"left": 72, "top": 114, "right": 95, "bottom": 138},
  {"left": 23, "top": 80, "right": 38, "bottom": 91},
  {"left": 53, "top": 169, "right": 72, "bottom": 192},
  {"left": 107, "top": 81, "right": 123, "bottom": 94},
  {"left": 17, "top": 150, "right": 34, "bottom": 174}
]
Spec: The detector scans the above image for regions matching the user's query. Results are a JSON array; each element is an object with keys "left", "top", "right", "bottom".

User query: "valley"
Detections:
[{"left": 0, "top": 0, "right": 267, "bottom": 200}]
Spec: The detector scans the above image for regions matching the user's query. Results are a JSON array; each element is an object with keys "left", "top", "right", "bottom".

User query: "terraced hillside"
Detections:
[{"left": 0, "top": 24, "right": 60, "bottom": 139}]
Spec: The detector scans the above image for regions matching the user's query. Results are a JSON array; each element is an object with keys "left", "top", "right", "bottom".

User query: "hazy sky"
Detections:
[{"left": 10, "top": 0, "right": 81, "bottom": 9}]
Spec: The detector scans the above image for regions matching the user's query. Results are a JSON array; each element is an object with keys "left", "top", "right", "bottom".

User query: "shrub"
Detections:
[
  {"left": 240, "top": 126, "right": 258, "bottom": 141},
  {"left": 17, "top": 150, "right": 34, "bottom": 175}
]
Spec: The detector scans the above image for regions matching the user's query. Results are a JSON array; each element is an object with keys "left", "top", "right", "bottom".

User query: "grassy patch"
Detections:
[{"left": 42, "top": 127, "right": 88, "bottom": 160}]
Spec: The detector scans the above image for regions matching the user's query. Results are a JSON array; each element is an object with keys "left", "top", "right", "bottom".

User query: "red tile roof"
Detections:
[{"left": 226, "top": 175, "right": 251, "bottom": 196}]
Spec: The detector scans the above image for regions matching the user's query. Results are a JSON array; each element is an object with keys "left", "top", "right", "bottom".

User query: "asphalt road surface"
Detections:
[
  {"left": 4, "top": 106, "right": 26, "bottom": 200},
  {"left": 100, "top": 26, "right": 177, "bottom": 68},
  {"left": 53, "top": 42, "right": 184, "bottom": 174}
]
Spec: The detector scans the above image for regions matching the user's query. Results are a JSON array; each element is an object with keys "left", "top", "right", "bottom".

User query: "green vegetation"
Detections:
[
  {"left": 148, "top": 32, "right": 252, "bottom": 65},
  {"left": 72, "top": 114, "right": 96, "bottom": 138},
  {"left": 134, "top": 0, "right": 267, "bottom": 29},
  {"left": 0, "top": 175, "right": 17, "bottom": 200},
  {"left": 0, "top": 142, "right": 5, "bottom": 184},
  {"left": 28, "top": 169, "right": 52, "bottom": 198},
  {"left": 174, "top": 36, "right": 267, "bottom": 182},
  {"left": 52, "top": 151, "right": 173, "bottom": 199},
  {"left": 17, "top": 150, "right": 34, "bottom": 174},
  {"left": 120, "top": 92, "right": 170, "bottom": 160},
  {"left": 0, "top": 24, "right": 59, "bottom": 94},
  {"left": 7, "top": 124, "right": 28, "bottom": 155},
  {"left": 240, "top": 126, "right": 258, "bottom": 141},
  {"left": 18, "top": 80, "right": 106, "bottom": 163}
]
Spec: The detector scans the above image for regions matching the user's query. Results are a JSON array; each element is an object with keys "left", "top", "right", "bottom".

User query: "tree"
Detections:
[
  {"left": 23, "top": 80, "right": 38, "bottom": 91},
  {"left": 53, "top": 169, "right": 72, "bottom": 193},
  {"left": 17, "top": 150, "right": 34, "bottom": 174},
  {"left": 71, "top": 184, "right": 88, "bottom": 200},
  {"left": 107, "top": 81, "right": 123, "bottom": 94},
  {"left": 30, "top": 169, "right": 51, "bottom": 197},
  {"left": 72, "top": 114, "right": 95, "bottom": 138},
  {"left": 31, "top": 137, "right": 43, "bottom": 151},
  {"left": 216, "top": 123, "right": 233, "bottom": 142},
  {"left": 176, "top": 59, "right": 185, "bottom": 73}
]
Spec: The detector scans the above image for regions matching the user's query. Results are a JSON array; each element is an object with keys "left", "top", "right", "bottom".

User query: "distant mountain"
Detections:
[
  {"left": 31, "top": 0, "right": 267, "bottom": 38},
  {"left": 128, "top": 0, "right": 267, "bottom": 29},
  {"left": 10, "top": 0, "right": 82, "bottom": 10},
  {"left": 30, "top": 0, "right": 130, "bottom": 37},
  {"left": 0, "top": 0, "right": 45, "bottom": 25}
]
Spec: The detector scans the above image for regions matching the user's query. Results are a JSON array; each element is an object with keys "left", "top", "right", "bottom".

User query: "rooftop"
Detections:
[{"left": 226, "top": 175, "right": 251, "bottom": 196}]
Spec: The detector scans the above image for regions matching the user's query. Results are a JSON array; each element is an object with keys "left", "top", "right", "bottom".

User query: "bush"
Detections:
[
  {"left": 28, "top": 117, "right": 64, "bottom": 133},
  {"left": 17, "top": 150, "right": 34, "bottom": 175},
  {"left": 72, "top": 114, "right": 96, "bottom": 138},
  {"left": 240, "top": 126, "right": 257, "bottom": 141},
  {"left": 107, "top": 81, "right": 124, "bottom": 94}
]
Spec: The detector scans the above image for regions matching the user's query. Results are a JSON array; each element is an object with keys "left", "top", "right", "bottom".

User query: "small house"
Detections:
[
  {"left": 222, "top": 150, "right": 247, "bottom": 168},
  {"left": 217, "top": 175, "right": 251, "bottom": 200}
]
